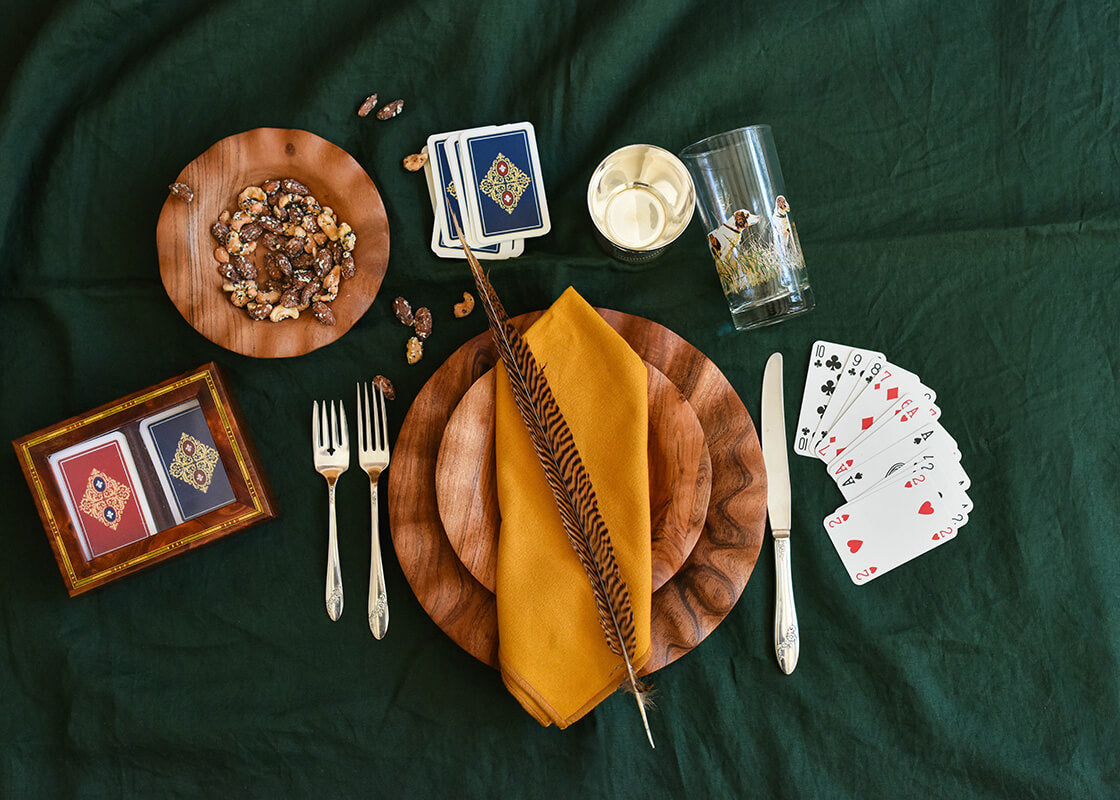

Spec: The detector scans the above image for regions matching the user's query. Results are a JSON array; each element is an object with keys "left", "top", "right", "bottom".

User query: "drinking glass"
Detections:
[{"left": 679, "top": 125, "right": 814, "bottom": 330}]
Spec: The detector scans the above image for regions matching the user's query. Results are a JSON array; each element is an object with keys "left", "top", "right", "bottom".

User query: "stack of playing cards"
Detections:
[
  {"left": 46, "top": 400, "right": 236, "bottom": 561},
  {"left": 794, "top": 341, "right": 972, "bottom": 584},
  {"left": 423, "top": 122, "right": 551, "bottom": 260}
]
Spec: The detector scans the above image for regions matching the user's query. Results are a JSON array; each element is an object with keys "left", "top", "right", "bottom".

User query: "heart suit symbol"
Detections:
[
  {"left": 848, "top": 540, "right": 862, "bottom": 553},
  {"left": 918, "top": 500, "right": 935, "bottom": 515}
]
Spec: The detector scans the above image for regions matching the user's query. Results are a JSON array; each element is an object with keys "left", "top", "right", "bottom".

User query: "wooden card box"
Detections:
[{"left": 13, "top": 362, "right": 278, "bottom": 596}]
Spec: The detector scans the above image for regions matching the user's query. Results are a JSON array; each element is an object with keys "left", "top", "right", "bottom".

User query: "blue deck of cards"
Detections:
[
  {"left": 424, "top": 122, "right": 550, "bottom": 260},
  {"left": 794, "top": 341, "right": 972, "bottom": 585}
]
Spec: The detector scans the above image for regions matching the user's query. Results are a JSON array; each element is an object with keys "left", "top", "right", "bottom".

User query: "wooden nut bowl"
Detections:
[{"left": 156, "top": 128, "right": 389, "bottom": 358}]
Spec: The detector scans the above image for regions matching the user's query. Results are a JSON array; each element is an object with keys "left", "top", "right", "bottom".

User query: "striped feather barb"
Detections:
[{"left": 450, "top": 212, "right": 655, "bottom": 748}]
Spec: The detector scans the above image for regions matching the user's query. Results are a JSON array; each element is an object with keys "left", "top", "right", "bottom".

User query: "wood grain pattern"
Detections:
[
  {"left": 12, "top": 363, "right": 278, "bottom": 596},
  {"left": 386, "top": 309, "right": 766, "bottom": 673},
  {"left": 434, "top": 362, "right": 711, "bottom": 592},
  {"left": 156, "top": 128, "right": 389, "bottom": 358}
]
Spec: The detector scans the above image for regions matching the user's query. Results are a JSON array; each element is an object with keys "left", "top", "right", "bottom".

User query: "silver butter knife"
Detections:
[{"left": 762, "top": 352, "right": 799, "bottom": 674}]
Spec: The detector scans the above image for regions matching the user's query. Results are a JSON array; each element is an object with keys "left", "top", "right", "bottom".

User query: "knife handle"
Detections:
[{"left": 773, "top": 535, "right": 799, "bottom": 674}]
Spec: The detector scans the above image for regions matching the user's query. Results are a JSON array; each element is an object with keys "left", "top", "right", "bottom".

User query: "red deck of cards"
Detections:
[{"left": 13, "top": 363, "right": 277, "bottom": 596}]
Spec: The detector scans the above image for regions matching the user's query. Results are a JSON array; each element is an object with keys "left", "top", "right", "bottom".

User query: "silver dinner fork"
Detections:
[
  {"left": 312, "top": 399, "right": 349, "bottom": 622},
  {"left": 357, "top": 382, "right": 390, "bottom": 639}
]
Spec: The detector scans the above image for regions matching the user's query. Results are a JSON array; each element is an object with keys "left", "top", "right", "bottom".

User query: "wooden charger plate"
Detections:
[
  {"left": 387, "top": 308, "right": 767, "bottom": 673},
  {"left": 435, "top": 364, "right": 712, "bottom": 593},
  {"left": 156, "top": 128, "right": 390, "bottom": 358}
]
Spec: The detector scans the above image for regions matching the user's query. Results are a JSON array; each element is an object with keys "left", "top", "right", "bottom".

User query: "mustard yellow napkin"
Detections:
[{"left": 494, "top": 286, "right": 651, "bottom": 728}]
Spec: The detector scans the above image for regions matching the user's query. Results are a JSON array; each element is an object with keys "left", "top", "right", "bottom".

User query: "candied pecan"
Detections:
[
  {"left": 258, "top": 215, "right": 283, "bottom": 234},
  {"left": 262, "top": 179, "right": 281, "bottom": 195},
  {"left": 339, "top": 252, "right": 355, "bottom": 278},
  {"left": 300, "top": 280, "right": 321, "bottom": 307},
  {"left": 413, "top": 307, "right": 432, "bottom": 340},
  {"left": 280, "top": 289, "right": 301, "bottom": 308},
  {"left": 232, "top": 255, "right": 257, "bottom": 281},
  {"left": 239, "top": 222, "right": 263, "bottom": 243},
  {"left": 281, "top": 178, "right": 309, "bottom": 195},
  {"left": 377, "top": 99, "right": 404, "bottom": 120},
  {"left": 292, "top": 252, "right": 314, "bottom": 270},
  {"left": 357, "top": 93, "right": 379, "bottom": 117},
  {"left": 392, "top": 296, "right": 414, "bottom": 326},
  {"left": 284, "top": 236, "right": 305, "bottom": 258},
  {"left": 315, "top": 249, "right": 333, "bottom": 276},
  {"left": 372, "top": 375, "right": 396, "bottom": 400},
  {"left": 216, "top": 262, "right": 237, "bottom": 281},
  {"left": 211, "top": 221, "right": 230, "bottom": 244},
  {"left": 311, "top": 301, "right": 336, "bottom": 325},
  {"left": 246, "top": 302, "right": 272, "bottom": 321},
  {"left": 262, "top": 232, "right": 282, "bottom": 252},
  {"left": 274, "top": 253, "right": 293, "bottom": 278},
  {"left": 169, "top": 181, "right": 194, "bottom": 202}
]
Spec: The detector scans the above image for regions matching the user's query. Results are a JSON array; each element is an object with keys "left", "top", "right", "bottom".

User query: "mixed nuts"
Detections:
[{"left": 210, "top": 179, "right": 357, "bottom": 325}]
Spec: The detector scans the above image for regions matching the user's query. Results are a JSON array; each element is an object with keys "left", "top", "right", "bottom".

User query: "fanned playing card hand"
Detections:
[{"left": 796, "top": 341, "right": 972, "bottom": 584}]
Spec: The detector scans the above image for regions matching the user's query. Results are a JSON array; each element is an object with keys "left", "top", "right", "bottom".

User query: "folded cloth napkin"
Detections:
[{"left": 494, "top": 286, "right": 652, "bottom": 728}]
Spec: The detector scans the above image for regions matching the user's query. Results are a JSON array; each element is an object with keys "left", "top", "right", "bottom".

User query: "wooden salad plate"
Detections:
[
  {"left": 156, "top": 128, "right": 390, "bottom": 358},
  {"left": 386, "top": 309, "right": 767, "bottom": 672},
  {"left": 434, "top": 363, "right": 712, "bottom": 593}
]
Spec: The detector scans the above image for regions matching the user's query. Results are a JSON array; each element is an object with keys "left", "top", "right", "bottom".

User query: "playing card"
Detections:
[
  {"left": 822, "top": 453, "right": 970, "bottom": 584},
  {"left": 810, "top": 350, "right": 887, "bottom": 448},
  {"left": 138, "top": 400, "right": 236, "bottom": 524},
  {"left": 427, "top": 131, "right": 517, "bottom": 260},
  {"left": 828, "top": 421, "right": 960, "bottom": 500},
  {"left": 445, "top": 127, "right": 494, "bottom": 249},
  {"left": 793, "top": 341, "right": 863, "bottom": 456},
  {"left": 812, "top": 363, "right": 926, "bottom": 463},
  {"left": 457, "top": 122, "right": 550, "bottom": 245},
  {"left": 831, "top": 392, "right": 941, "bottom": 470},
  {"left": 48, "top": 431, "right": 158, "bottom": 560}
]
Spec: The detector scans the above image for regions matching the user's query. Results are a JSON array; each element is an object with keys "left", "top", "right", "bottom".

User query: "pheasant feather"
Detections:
[{"left": 450, "top": 212, "right": 655, "bottom": 748}]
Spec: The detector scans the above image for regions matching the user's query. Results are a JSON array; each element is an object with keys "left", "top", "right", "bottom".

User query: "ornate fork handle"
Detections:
[
  {"left": 325, "top": 478, "right": 344, "bottom": 621},
  {"left": 367, "top": 473, "right": 389, "bottom": 638}
]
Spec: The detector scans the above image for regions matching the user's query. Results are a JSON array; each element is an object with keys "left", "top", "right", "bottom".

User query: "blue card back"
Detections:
[
  {"left": 433, "top": 136, "right": 501, "bottom": 253},
  {"left": 145, "top": 403, "right": 236, "bottom": 520},
  {"left": 464, "top": 129, "right": 544, "bottom": 238}
]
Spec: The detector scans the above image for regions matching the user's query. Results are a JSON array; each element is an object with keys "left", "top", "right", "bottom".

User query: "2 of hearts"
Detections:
[{"left": 794, "top": 341, "right": 972, "bottom": 585}]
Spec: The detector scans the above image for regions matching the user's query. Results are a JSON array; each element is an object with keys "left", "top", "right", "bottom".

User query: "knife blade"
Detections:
[{"left": 762, "top": 352, "right": 799, "bottom": 674}]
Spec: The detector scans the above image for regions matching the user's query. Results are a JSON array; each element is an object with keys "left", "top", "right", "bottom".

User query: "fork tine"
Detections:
[
  {"left": 337, "top": 399, "right": 349, "bottom": 450},
  {"left": 362, "top": 382, "right": 372, "bottom": 451},
  {"left": 312, "top": 400, "right": 319, "bottom": 448},
  {"left": 377, "top": 385, "right": 388, "bottom": 451},
  {"left": 331, "top": 400, "right": 341, "bottom": 450},
  {"left": 355, "top": 383, "right": 364, "bottom": 451}
]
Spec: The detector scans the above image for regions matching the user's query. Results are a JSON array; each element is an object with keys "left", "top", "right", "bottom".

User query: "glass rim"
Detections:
[
  {"left": 678, "top": 124, "right": 773, "bottom": 160},
  {"left": 586, "top": 143, "right": 695, "bottom": 252}
]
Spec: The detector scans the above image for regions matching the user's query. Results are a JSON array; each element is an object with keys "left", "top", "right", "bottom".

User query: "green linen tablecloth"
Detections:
[{"left": 2, "top": 1, "right": 1117, "bottom": 796}]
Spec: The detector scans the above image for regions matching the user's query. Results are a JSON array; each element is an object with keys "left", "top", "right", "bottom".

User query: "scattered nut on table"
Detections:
[
  {"left": 392, "top": 296, "right": 414, "bottom": 326},
  {"left": 372, "top": 375, "right": 396, "bottom": 400},
  {"left": 405, "top": 336, "right": 423, "bottom": 364},
  {"left": 357, "top": 93, "right": 379, "bottom": 117},
  {"left": 211, "top": 179, "right": 357, "bottom": 324},
  {"left": 453, "top": 292, "right": 475, "bottom": 318},
  {"left": 168, "top": 181, "right": 194, "bottom": 202},
  {"left": 402, "top": 152, "right": 428, "bottom": 172},
  {"left": 377, "top": 99, "right": 404, "bottom": 120},
  {"left": 413, "top": 307, "right": 432, "bottom": 340}
]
